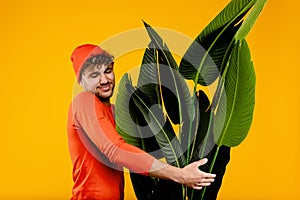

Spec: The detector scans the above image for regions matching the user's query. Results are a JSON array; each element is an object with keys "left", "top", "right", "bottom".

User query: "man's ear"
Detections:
[{"left": 79, "top": 80, "right": 84, "bottom": 87}]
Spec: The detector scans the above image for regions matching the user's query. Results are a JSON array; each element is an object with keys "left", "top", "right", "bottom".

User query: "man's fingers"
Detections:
[
  {"left": 196, "top": 158, "right": 208, "bottom": 167},
  {"left": 183, "top": 158, "right": 216, "bottom": 190},
  {"left": 202, "top": 171, "right": 216, "bottom": 178},
  {"left": 204, "top": 178, "right": 215, "bottom": 183},
  {"left": 200, "top": 182, "right": 212, "bottom": 187},
  {"left": 195, "top": 159, "right": 216, "bottom": 178},
  {"left": 192, "top": 182, "right": 212, "bottom": 190},
  {"left": 192, "top": 181, "right": 213, "bottom": 190},
  {"left": 193, "top": 186, "right": 203, "bottom": 190},
  {"left": 199, "top": 178, "right": 215, "bottom": 184}
]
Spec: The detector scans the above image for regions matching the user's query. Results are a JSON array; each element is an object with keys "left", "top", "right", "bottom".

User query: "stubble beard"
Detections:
[{"left": 95, "top": 84, "right": 115, "bottom": 104}]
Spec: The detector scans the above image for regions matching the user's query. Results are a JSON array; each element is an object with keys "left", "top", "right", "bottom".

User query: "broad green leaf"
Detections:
[
  {"left": 137, "top": 44, "right": 160, "bottom": 101},
  {"left": 190, "top": 90, "right": 214, "bottom": 161},
  {"left": 180, "top": 95, "right": 199, "bottom": 161},
  {"left": 127, "top": 83, "right": 186, "bottom": 167},
  {"left": 201, "top": 40, "right": 256, "bottom": 200},
  {"left": 115, "top": 73, "right": 162, "bottom": 157},
  {"left": 179, "top": 0, "right": 256, "bottom": 86},
  {"left": 159, "top": 65, "right": 194, "bottom": 125},
  {"left": 198, "top": 0, "right": 255, "bottom": 38},
  {"left": 213, "top": 39, "right": 255, "bottom": 147},
  {"left": 143, "top": 21, "right": 178, "bottom": 71},
  {"left": 181, "top": 90, "right": 212, "bottom": 161},
  {"left": 235, "top": 0, "right": 268, "bottom": 40},
  {"left": 115, "top": 73, "right": 142, "bottom": 147},
  {"left": 142, "top": 22, "right": 194, "bottom": 125},
  {"left": 211, "top": 0, "right": 266, "bottom": 117}
]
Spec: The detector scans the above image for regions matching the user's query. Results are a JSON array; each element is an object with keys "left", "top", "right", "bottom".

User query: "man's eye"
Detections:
[
  {"left": 91, "top": 73, "right": 99, "bottom": 78},
  {"left": 105, "top": 69, "right": 112, "bottom": 73}
]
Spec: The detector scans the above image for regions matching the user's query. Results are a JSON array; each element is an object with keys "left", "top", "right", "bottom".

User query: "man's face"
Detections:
[{"left": 80, "top": 63, "right": 115, "bottom": 104}]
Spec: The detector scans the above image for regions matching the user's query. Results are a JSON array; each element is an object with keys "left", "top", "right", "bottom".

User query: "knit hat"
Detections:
[{"left": 70, "top": 44, "right": 105, "bottom": 83}]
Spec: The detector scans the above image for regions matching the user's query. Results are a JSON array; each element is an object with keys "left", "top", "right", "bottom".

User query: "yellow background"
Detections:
[{"left": 0, "top": 0, "right": 299, "bottom": 199}]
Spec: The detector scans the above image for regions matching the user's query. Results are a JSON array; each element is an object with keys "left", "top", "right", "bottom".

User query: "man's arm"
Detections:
[
  {"left": 73, "top": 92, "right": 155, "bottom": 174},
  {"left": 149, "top": 158, "right": 215, "bottom": 190},
  {"left": 73, "top": 92, "right": 215, "bottom": 189}
]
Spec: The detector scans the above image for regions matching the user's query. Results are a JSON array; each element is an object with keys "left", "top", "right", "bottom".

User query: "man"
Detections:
[{"left": 67, "top": 44, "right": 216, "bottom": 200}]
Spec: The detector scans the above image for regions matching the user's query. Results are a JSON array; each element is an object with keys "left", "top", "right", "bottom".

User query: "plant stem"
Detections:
[
  {"left": 185, "top": 93, "right": 197, "bottom": 165},
  {"left": 200, "top": 110, "right": 214, "bottom": 159}
]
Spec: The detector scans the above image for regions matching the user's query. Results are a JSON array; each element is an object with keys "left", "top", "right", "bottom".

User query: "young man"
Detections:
[{"left": 67, "top": 44, "right": 216, "bottom": 200}]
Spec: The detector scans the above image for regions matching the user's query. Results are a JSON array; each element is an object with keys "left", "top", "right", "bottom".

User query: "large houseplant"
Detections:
[{"left": 115, "top": 0, "right": 267, "bottom": 199}]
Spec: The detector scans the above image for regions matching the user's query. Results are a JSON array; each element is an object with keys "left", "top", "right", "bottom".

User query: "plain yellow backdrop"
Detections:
[{"left": 0, "top": 0, "right": 299, "bottom": 199}]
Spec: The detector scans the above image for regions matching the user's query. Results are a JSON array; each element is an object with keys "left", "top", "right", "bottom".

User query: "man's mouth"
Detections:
[{"left": 97, "top": 84, "right": 111, "bottom": 91}]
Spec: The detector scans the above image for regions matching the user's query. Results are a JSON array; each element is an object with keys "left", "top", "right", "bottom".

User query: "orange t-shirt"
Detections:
[{"left": 67, "top": 92, "right": 155, "bottom": 200}]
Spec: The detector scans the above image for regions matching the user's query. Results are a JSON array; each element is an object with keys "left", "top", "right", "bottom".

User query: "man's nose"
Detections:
[{"left": 99, "top": 74, "right": 108, "bottom": 84}]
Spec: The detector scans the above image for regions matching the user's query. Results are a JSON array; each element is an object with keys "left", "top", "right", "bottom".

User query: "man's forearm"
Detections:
[
  {"left": 148, "top": 160, "right": 182, "bottom": 183},
  {"left": 148, "top": 158, "right": 216, "bottom": 190}
]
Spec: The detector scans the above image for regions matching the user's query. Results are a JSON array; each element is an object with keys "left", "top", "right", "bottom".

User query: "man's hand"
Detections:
[
  {"left": 176, "top": 158, "right": 216, "bottom": 190},
  {"left": 149, "top": 158, "right": 216, "bottom": 190}
]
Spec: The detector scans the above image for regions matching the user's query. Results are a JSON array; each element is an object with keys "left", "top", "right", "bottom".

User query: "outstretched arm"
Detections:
[
  {"left": 73, "top": 92, "right": 215, "bottom": 189},
  {"left": 149, "top": 158, "right": 215, "bottom": 190}
]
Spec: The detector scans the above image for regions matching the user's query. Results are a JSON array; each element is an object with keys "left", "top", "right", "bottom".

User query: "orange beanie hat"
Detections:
[{"left": 70, "top": 44, "right": 105, "bottom": 83}]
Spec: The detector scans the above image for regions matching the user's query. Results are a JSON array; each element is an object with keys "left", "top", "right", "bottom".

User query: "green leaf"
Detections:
[
  {"left": 115, "top": 73, "right": 142, "bottom": 147},
  {"left": 141, "top": 22, "right": 194, "bottom": 125},
  {"left": 235, "top": 0, "right": 268, "bottom": 41},
  {"left": 127, "top": 83, "right": 186, "bottom": 167},
  {"left": 192, "top": 90, "right": 214, "bottom": 160},
  {"left": 115, "top": 74, "right": 163, "bottom": 158},
  {"left": 137, "top": 44, "right": 160, "bottom": 100},
  {"left": 143, "top": 21, "right": 178, "bottom": 71},
  {"left": 213, "top": 39, "right": 255, "bottom": 147},
  {"left": 179, "top": 0, "right": 256, "bottom": 86}
]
